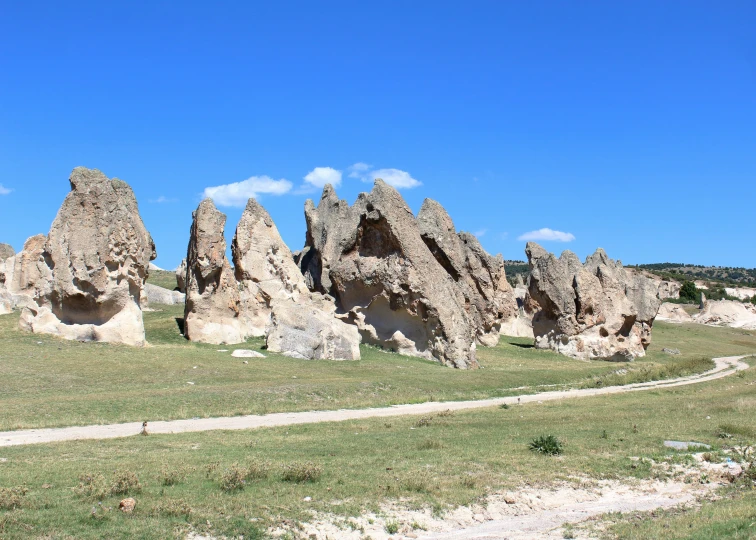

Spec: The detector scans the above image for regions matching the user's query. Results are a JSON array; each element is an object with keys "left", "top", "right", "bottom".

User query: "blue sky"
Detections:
[{"left": 1, "top": 1, "right": 754, "bottom": 270}]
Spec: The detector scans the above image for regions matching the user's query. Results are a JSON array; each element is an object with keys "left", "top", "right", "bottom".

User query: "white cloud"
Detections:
[
  {"left": 370, "top": 168, "right": 422, "bottom": 189},
  {"left": 0, "top": 184, "right": 12, "bottom": 195},
  {"left": 347, "top": 162, "right": 371, "bottom": 178},
  {"left": 347, "top": 163, "right": 421, "bottom": 189},
  {"left": 149, "top": 196, "right": 177, "bottom": 203},
  {"left": 304, "top": 167, "right": 342, "bottom": 188},
  {"left": 517, "top": 228, "right": 576, "bottom": 242},
  {"left": 203, "top": 176, "right": 293, "bottom": 207},
  {"left": 473, "top": 228, "right": 488, "bottom": 238}
]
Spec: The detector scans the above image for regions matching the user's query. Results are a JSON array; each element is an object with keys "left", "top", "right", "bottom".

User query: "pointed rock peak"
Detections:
[
  {"left": 68, "top": 167, "right": 110, "bottom": 191},
  {"left": 525, "top": 242, "right": 548, "bottom": 263},
  {"left": 196, "top": 197, "right": 222, "bottom": 216},
  {"left": 417, "top": 198, "right": 456, "bottom": 234},
  {"left": 241, "top": 197, "right": 274, "bottom": 227}
]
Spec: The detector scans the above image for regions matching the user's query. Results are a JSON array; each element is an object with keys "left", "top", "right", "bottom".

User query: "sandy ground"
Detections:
[
  {"left": 285, "top": 478, "right": 718, "bottom": 540},
  {"left": 280, "top": 451, "right": 743, "bottom": 539},
  {"left": 0, "top": 356, "right": 749, "bottom": 448}
]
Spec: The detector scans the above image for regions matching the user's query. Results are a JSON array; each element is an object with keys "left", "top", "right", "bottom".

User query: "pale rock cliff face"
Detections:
[
  {"left": 19, "top": 167, "right": 155, "bottom": 346},
  {"left": 231, "top": 198, "right": 360, "bottom": 360},
  {"left": 655, "top": 302, "right": 694, "bottom": 323},
  {"left": 299, "top": 181, "right": 477, "bottom": 369},
  {"left": 176, "top": 258, "right": 187, "bottom": 293},
  {"left": 183, "top": 199, "right": 244, "bottom": 345},
  {"left": 3, "top": 235, "right": 48, "bottom": 310},
  {"left": 694, "top": 300, "right": 756, "bottom": 330},
  {"left": 416, "top": 199, "right": 518, "bottom": 347},
  {"left": 525, "top": 243, "right": 662, "bottom": 361}
]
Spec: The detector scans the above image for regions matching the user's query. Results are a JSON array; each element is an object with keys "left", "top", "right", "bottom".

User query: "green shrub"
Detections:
[
  {"left": 74, "top": 473, "right": 110, "bottom": 500},
  {"left": 160, "top": 464, "right": 194, "bottom": 486},
  {"left": 679, "top": 281, "right": 699, "bottom": 303},
  {"left": 110, "top": 470, "right": 142, "bottom": 495},
  {"left": 219, "top": 464, "right": 248, "bottom": 492},
  {"left": 281, "top": 462, "right": 322, "bottom": 483},
  {"left": 0, "top": 486, "right": 27, "bottom": 510},
  {"left": 385, "top": 520, "right": 400, "bottom": 534},
  {"left": 245, "top": 459, "right": 270, "bottom": 481},
  {"left": 529, "top": 435, "right": 564, "bottom": 456}
]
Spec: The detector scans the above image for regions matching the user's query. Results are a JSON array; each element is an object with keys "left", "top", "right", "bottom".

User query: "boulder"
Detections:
[
  {"left": 183, "top": 199, "right": 245, "bottom": 344},
  {"left": 655, "top": 302, "right": 694, "bottom": 323},
  {"left": 231, "top": 198, "right": 360, "bottom": 359},
  {"left": 416, "top": 199, "right": 517, "bottom": 346},
  {"left": 267, "top": 300, "right": 361, "bottom": 360},
  {"left": 299, "top": 181, "right": 477, "bottom": 368},
  {"left": 694, "top": 300, "right": 756, "bottom": 330},
  {"left": 176, "top": 258, "right": 187, "bottom": 293},
  {"left": 144, "top": 283, "right": 185, "bottom": 306},
  {"left": 525, "top": 242, "right": 662, "bottom": 361},
  {"left": 19, "top": 168, "right": 155, "bottom": 346}
]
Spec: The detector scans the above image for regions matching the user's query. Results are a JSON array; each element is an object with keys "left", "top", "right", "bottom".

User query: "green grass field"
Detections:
[
  {"left": 0, "top": 354, "right": 753, "bottom": 538},
  {"left": 0, "top": 303, "right": 755, "bottom": 538},
  {"left": 147, "top": 269, "right": 181, "bottom": 291},
  {"left": 1, "top": 306, "right": 754, "bottom": 431}
]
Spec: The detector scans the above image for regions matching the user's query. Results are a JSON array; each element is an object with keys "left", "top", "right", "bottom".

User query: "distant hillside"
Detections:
[
  {"left": 628, "top": 264, "right": 756, "bottom": 288},
  {"left": 505, "top": 259, "right": 756, "bottom": 291},
  {"left": 504, "top": 260, "right": 529, "bottom": 286}
]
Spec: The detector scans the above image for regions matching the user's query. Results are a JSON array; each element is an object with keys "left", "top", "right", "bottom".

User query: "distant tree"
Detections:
[
  {"left": 751, "top": 295, "right": 756, "bottom": 306},
  {"left": 679, "top": 281, "right": 699, "bottom": 303}
]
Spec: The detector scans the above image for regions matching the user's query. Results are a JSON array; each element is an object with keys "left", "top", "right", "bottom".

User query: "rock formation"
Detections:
[
  {"left": 525, "top": 242, "right": 662, "bottom": 361},
  {"left": 183, "top": 198, "right": 360, "bottom": 360},
  {"left": 144, "top": 283, "right": 185, "bottom": 306},
  {"left": 231, "top": 198, "right": 360, "bottom": 359},
  {"left": 725, "top": 287, "right": 756, "bottom": 301},
  {"left": 694, "top": 300, "right": 756, "bottom": 330},
  {"left": 19, "top": 167, "right": 156, "bottom": 346},
  {"left": 0, "top": 243, "right": 14, "bottom": 262},
  {"left": 176, "top": 258, "right": 187, "bottom": 293},
  {"left": 655, "top": 302, "right": 694, "bottom": 323},
  {"left": 416, "top": 199, "right": 517, "bottom": 346},
  {"left": 2, "top": 234, "right": 48, "bottom": 309},
  {"left": 298, "top": 181, "right": 477, "bottom": 368},
  {"left": 183, "top": 199, "right": 245, "bottom": 344}
]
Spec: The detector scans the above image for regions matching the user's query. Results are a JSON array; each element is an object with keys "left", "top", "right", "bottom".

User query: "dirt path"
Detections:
[
  {"left": 0, "top": 355, "right": 749, "bottom": 448},
  {"left": 288, "top": 477, "right": 718, "bottom": 540}
]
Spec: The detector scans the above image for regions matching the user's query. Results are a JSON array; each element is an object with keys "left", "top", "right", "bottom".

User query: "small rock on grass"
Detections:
[
  {"left": 231, "top": 349, "right": 266, "bottom": 358},
  {"left": 119, "top": 498, "right": 136, "bottom": 513},
  {"left": 662, "top": 348, "right": 681, "bottom": 355}
]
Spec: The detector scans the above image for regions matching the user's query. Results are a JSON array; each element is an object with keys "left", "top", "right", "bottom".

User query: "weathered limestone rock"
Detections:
[
  {"left": 0, "top": 244, "right": 14, "bottom": 314},
  {"left": 19, "top": 168, "right": 155, "bottom": 346},
  {"left": 416, "top": 199, "right": 517, "bottom": 346},
  {"left": 267, "top": 300, "right": 361, "bottom": 360},
  {"left": 625, "top": 268, "right": 680, "bottom": 300},
  {"left": 176, "top": 258, "right": 187, "bottom": 293},
  {"left": 0, "top": 243, "right": 14, "bottom": 262},
  {"left": 231, "top": 198, "right": 360, "bottom": 359},
  {"left": 3, "top": 234, "right": 48, "bottom": 309},
  {"left": 656, "top": 302, "right": 694, "bottom": 323},
  {"left": 183, "top": 199, "right": 244, "bottom": 344},
  {"left": 525, "top": 243, "right": 662, "bottom": 361},
  {"left": 144, "top": 283, "right": 185, "bottom": 306},
  {"left": 299, "top": 181, "right": 477, "bottom": 368},
  {"left": 694, "top": 300, "right": 756, "bottom": 330}
]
